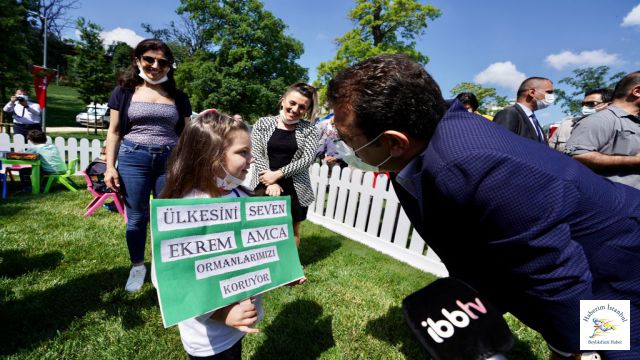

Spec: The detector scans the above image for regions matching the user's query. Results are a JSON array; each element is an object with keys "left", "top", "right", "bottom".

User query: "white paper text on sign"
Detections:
[
  {"left": 220, "top": 268, "right": 272, "bottom": 298},
  {"left": 161, "top": 231, "right": 237, "bottom": 262},
  {"left": 157, "top": 202, "right": 241, "bottom": 231},
  {"left": 194, "top": 246, "right": 280, "bottom": 280}
]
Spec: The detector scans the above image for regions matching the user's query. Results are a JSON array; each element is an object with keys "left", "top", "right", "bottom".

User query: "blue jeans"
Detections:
[{"left": 117, "top": 139, "right": 174, "bottom": 263}]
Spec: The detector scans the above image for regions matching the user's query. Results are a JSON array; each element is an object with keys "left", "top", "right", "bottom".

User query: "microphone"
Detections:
[{"left": 402, "top": 277, "right": 513, "bottom": 360}]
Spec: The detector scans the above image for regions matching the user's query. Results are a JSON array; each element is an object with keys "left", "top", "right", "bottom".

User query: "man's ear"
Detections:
[{"left": 383, "top": 130, "right": 410, "bottom": 157}]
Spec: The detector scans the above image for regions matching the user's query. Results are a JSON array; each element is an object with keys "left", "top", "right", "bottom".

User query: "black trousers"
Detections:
[
  {"left": 13, "top": 123, "right": 42, "bottom": 138},
  {"left": 187, "top": 339, "right": 242, "bottom": 360}
]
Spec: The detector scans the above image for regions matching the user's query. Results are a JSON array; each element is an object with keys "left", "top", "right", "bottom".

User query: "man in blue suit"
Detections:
[{"left": 327, "top": 54, "right": 639, "bottom": 359}]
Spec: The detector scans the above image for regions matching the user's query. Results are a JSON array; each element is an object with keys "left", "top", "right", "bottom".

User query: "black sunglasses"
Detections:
[
  {"left": 141, "top": 55, "right": 170, "bottom": 68},
  {"left": 581, "top": 101, "right": 603, "bottom": 107}
]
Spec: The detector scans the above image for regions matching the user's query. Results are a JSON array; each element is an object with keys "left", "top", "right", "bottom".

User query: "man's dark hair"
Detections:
[
  {"left": 27, "top": 130, "right": 46, "bottom": 144},
  {"left": 456, "top": 92, "right": 479, "bottom": 112},
  {"left": 516, "top": 77, "right": 552, "bottom": 97},
  {"left": 585, "top": 88, "right": 614, "bottom": 103},
  {"left": 612, "top": 71, "right": 640, "bottom": 100},
  {"left": 327, "top": 54, "right": 447, "bottom": 141}
]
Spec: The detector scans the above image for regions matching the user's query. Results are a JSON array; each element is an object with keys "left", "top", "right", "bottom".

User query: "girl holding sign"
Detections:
[
  {"left": 250, "top": 83, "right": 320, "bottom": 247},
  {"left": 160, "top": 110, "right": 261, "bottom": 359}
]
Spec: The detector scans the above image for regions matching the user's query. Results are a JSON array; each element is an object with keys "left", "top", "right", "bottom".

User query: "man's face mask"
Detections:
[
  {"left": 535, "top": 90, "right": 555, "bottom": 110},
  {"left": 335, "top": 132, "right": 391, "bottom": 172}
]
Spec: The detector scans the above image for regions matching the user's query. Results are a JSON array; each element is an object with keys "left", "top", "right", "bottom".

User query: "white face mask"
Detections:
[
  {"left": 216, "top": 167, "right": 244, "bottom": 191},
  {"left": 279, "top": 109, "right": 300, "bottom": 125},
  {"left": 334, "top": 133, "right": 392, "bottom": 172},
  {"left": 581, "top": 106, "right": 597, "bottom": 116},
  {"left": 137, "top": 65, "right": 168, "bottom": 85},
  {"left": 535, "top": 92, "right": 555, "bottom": 110}
]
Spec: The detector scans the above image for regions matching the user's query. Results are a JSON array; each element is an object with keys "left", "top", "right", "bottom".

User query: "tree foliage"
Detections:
[
  {"left": 142, "top": 15, "right": 209, "bottom": 58},
  {"left": 170, "top": 0, "right": 307, "bottom": 121},
  {"left": 68, "top": 18, "right": 113, "bottom": 106},
  {"left": 556, "top": 66, "right": 625, "bottom": 116},
  {"left": 450, "top": 82, "right": 509, "bottom": 115},
  {"left": 107, "top": 41, "right": 133, "bottom": 79},
  {"left": 27, "top": 0, "right": 80, "bottom": 38},
  {"left": 315, "top": 0, "right": 441, "bottom": 104},
  {"left": 0, "top": 0, "right": 32, "bottom": 101}
]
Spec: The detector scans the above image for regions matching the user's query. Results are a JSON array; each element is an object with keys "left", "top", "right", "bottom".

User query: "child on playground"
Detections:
[
  {"left": 18, "top": 130, "right": 66, "bottom": 191},
  {"left": 158, "top": 110, "right": 261, "bottom": 360}
]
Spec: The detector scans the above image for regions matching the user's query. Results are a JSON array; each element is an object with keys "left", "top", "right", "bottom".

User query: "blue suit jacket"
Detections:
[{"left": 392, "top": 101, "right": 640, "bottom": 358}]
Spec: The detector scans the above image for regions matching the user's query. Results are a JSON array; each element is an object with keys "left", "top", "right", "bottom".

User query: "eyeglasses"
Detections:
[
  {"left": 141, "top": 55, "right": 170, "bottom": 68},
  {"left": 581, "top": 101, "right": 603, "bottom": 107}
]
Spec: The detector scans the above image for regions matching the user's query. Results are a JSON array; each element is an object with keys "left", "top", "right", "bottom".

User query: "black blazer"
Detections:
[{"left": 493, "top": 104, "right": 546, "bottom": 144}]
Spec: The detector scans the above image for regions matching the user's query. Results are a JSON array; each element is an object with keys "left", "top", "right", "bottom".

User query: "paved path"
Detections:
[{"left": 46, "top": 127, "right": 90, "bottom": 133}]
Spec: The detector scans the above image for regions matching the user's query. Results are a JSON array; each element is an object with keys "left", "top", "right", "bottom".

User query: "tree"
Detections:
[
  {"left": 0, "top": 0, "right": 33, "bottom": 101},
  {"left": 27, "top": 0, "right": 80, "bottom": 38},
  {"left": 556, "top": 66, "right": 625, "bottom": 116},
  {"left": 68, "top": 18, "right": 113, "bottom": 110},
  {"left": 449, "top": 82, "right": 509, "bottom": 115},
  {"left": 107, "top": 41, "right": 133, "bottom": 79},
  {"left": 315, "top": 0, "right": 441, "bottom": 104},
  {"left": 142, "top": 15, "right": 209, "bottom": 58},
  {"left": 173, "top": 0, "right": 307, "bottom": 121}
]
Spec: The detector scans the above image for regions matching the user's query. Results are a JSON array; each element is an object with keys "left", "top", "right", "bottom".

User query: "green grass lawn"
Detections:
[
  {"left": 45, "top": 85, "right": 86, "bottom": 128},
  {"left": 0, "top": 185, "right": 549, "bottom": 359}
]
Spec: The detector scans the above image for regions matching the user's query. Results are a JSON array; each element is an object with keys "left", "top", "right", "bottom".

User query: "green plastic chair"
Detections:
[{"left": 43, "top": 158, "right": 79, "bottom": 193}]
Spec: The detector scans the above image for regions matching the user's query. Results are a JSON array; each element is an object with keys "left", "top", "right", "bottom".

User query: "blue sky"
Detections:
[{"left": 63, "top": 0, "right": 640, "bottom": 125}]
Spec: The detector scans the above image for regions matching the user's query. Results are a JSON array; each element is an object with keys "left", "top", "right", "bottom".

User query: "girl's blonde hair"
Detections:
[
  {"left": 280, "top": 82, "right": 319, "bottom": 123},
  {"left": 160, "top": 110, "right": 249, "bottom": 199}
]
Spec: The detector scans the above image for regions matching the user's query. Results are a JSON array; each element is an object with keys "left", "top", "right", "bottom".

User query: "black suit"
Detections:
[{"left": 493, "top": 104, "right": 546, "bottom": 144}]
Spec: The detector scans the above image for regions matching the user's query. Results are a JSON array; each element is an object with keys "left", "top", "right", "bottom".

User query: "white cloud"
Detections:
[
  {"left": 544, "top": 50, "right": 621, "bottom": 70},
  {"left": 474, "top": 61, "right": 526, "bottom": 91},
  {"left": 316, "top": 32, "right": 328, "bottom": 40},
  {"left": 100, "top": 27, "right": 144, "bottom": 48},
  {"left": 621, "top": 4, "right": 640, "bottom": 27}
]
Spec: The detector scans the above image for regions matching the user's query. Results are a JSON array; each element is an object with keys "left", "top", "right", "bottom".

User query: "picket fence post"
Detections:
[{"left": 307, "top": 163, "right": 448, "bottom": 277}]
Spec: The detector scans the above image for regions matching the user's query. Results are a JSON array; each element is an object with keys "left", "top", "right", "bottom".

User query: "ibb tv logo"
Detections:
[{"left": 420, "top": 298, "right": 488, "bottom": 343}]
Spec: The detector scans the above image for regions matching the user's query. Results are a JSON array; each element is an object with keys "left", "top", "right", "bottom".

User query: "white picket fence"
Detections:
[
  {"left": 0, "top": 133, "right": 104, "bottom": 174},
  {"left": 308, "top": 163, "right": 448, "bottom": 277},
  {"left": 0, "top": 134, "right": 448, "bottom": 277}
]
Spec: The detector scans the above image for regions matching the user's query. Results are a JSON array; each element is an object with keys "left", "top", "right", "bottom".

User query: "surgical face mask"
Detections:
[
  {"left": 334, "top": 133, "right": 392, "bottom": 172},
  {"left": 137, "top": 65, "right": 168, "bottom": 85},
  {"left": 581, "top": 106, "right": 597, "bottom": 116},
  {"left": 280, "top": 109, "right": 300, "bottom": 125},
  {"left": 535, "top": 92, "right": 555, "bottom": 110},
  {"left": 216, "top": 167, "right": 244, "bottom": 191}
]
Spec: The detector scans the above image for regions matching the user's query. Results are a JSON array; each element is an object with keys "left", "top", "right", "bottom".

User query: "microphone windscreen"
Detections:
[{"left": 402, "top": 277, "right": 513, "bottom": 360}]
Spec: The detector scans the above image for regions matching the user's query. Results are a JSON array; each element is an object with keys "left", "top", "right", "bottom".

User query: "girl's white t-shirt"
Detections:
[{"left": 166, "top": 188, "right": 264, "bottom": 357}]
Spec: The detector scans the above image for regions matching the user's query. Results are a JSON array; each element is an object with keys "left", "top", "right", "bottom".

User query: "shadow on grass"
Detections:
[
  {"left": 366, "top": 306, "right": 430, "bottom": 359},
  {"left": 298, "top": 232, "right": 342, "bottom": 268},
  {"left": 0, "top": 265, "right": 158, "bottom": 355},
  {"left": 0, "top": 249, "right": 63, "bottom": 278},
  {"left": 253, "top": 299, "right": 334, "bottom": 359}
]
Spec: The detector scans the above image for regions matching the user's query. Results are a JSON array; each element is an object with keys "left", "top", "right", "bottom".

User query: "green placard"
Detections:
[{"left": 150, "top": 196, "right": 304, "bottom": 327}]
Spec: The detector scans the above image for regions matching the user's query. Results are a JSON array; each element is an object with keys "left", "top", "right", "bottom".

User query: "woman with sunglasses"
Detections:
[
  {"left": 104, "top": 39, "right": 192, "bottom": 292},
  {"left": 251, "top": 83, "right": 319, "bottom": 248}
]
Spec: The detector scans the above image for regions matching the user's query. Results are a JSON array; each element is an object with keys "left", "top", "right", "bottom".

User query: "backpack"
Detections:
[{"left": 85, "top": 160, "right": 113, "bottom": 193}]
